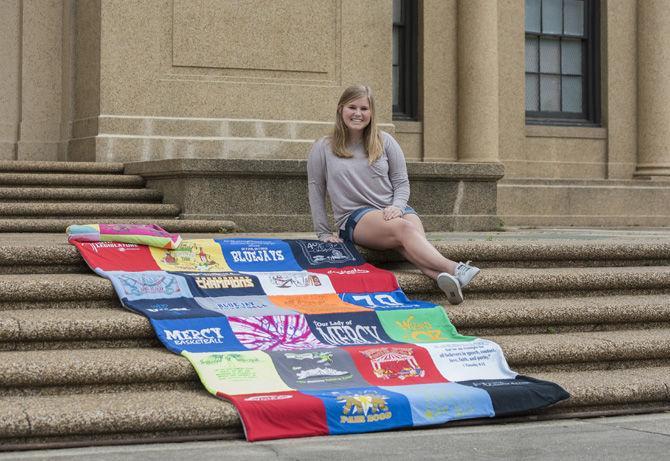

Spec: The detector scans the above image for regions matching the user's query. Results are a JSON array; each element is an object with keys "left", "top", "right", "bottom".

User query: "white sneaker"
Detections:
[
  {"left": 436, "top": 272, "right": 463, "bottom": 305},
  {"left": 455, "top": 261, "right": 480, "bottom": 288}
]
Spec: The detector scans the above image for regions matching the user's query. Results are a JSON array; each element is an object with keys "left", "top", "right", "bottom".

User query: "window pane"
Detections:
[
  {"left": 564, "top": 0, "right": 584, "bottom": 36},
  {"left": 393, "top": 0, "right": 402, "bottom": 24},
  {"left": 540, "top": 75, "right": 560, "bottom": 111},
  {"left": 562, "top": 76, "right": 582, "bottom": 112},
  {"left": 561, "top": 39, "right": 582, "bottom": 75},
  {"left": 525, "top": 37, "right": 539, "bottom": 72},
  {"left": 542, "top": 0, "right": 562, "bottom": 34},
  {"left": 393, "top": 28, "right": 400, "bottom": 66},
  {"left": 539, "top": 38, "right": 560, "bottom": 73},
  {"left": 526, "top": 74, "right": 539, "bottom": 111},
  {"left": 525, "top": 0, "right": 541, "bottom": 33},
  {"left": 393, "top": 65, "right": 400, "bottom": 108}
]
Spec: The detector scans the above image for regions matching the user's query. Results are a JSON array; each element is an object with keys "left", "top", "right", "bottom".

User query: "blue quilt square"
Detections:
[
  {"left": 151, "top": 317, "right": 246, "bottom": 353},
  {"left": 216, "top": 239, "right": 302, "bottom": 272},
  {"left": 381, "top": 383, "right": 494, "bottom": 426},
  {"left": 306, "top": 312, "right": 397, "bottom": 346},
  {"left": 340, "top": 289, "right": 439, "bottom": 310},
  {"left": 287, "top": 240, "right": 365, "bottom": 270},
  {"left": 303, "top": 386, "right": 413, "bottom": 435},
  {"left": 123, "top": 297, "right": 216, "bottom": 319}
]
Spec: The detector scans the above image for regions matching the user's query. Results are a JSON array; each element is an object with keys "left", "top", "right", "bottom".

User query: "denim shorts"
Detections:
[{"left": 338, "top": 206, "right": 417, "bottom": 242}]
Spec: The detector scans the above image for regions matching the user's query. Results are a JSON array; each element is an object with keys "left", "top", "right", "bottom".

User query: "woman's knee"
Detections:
[{"left": 390, "top": 218, "right": 420, "bottom": 244}]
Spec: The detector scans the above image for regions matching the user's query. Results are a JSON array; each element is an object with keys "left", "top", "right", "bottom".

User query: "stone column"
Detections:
[
  {"left": 17, "top": 0, "right": 65, "bottom": 161},
  {"left": 456, "top": 0, "right": 499, "bottom": 162},
  {"left": 0, "top": 0, "right": 22, "bottom": 160},
  {"left": 636, "top": 0, "right": 670, "bottom": 177}
]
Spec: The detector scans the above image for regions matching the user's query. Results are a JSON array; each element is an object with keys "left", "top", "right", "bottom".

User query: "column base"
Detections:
[{"left": 634, "top": 164, "right": 670, "bottom": 180}]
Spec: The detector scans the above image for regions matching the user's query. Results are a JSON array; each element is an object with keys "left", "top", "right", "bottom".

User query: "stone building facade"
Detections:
[{"left": 1, "top": 0, "right": 669, "bottom": 228}]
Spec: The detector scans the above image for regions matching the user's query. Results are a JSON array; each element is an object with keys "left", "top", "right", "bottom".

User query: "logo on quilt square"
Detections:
[
  {"left": 269, "top": 294, "right": 369, "bottom": 315},
  {"left": 216, "top": 238, "right": 303, "bottom": 272},
  {"left": 340, "top": 289, "right": 439, "bottom": 310},
  {"left": 228, "top": 315, "right": 331, "bottom": 351},
  {"left": 303, "top": 386, "right": 412, "bottom": 434},
  {"left": 195, "top": 295, "right": 299, "bottom": 317},
  {"left": 377, "top": 306, "right": 473, "bottom": 343},
  {"left": 255, "top": 271, "right": 335, "bottom": 296},
  {"left": 306, "top": 312, "right": 396, "bottom": 346},
  {"left": 310, "top": 264, "right": 399, "bottom": 294},
  {"left": 379, "top": 382, "right": 494, "bottom": 426},
  {"left": 268, "top": 348, "right": 368, "bottom": 390},
  {"left": 287, "top": 240, "right": 364, "bottom": 269},
  {"left": 346, "top": 344, "right": 448, "bottom": 386},
  {"left": 152, "top": 317, "right": 246, "bottom": 353},
  {"left": 107, "top": 271, "right": 192, "bottom": 301},
  {"left": 180, "top": 272, "right": 265, "bottom": 298},
  {"left": 184, "top": 350, "right": 292, "bottom": 396},
  {"left": 150, "top": 239, "right": 231, "bottom": 272},
  {"left": 74, "top": 241, "right": 160, "bottom": 271}
]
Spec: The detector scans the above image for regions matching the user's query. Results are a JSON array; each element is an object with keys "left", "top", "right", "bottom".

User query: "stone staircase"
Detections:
[
  {"left": 1, "top": 231, "right": 669, "bottom": 449},
  {"left": 0, "top": 161, "right": 237, "bottom": 233}
]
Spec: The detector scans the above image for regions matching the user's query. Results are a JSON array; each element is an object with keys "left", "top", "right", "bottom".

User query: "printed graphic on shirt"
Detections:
[
  {"left": 423, "top": 339, "right": 517, "bottom": 382},
  {"left": 73, "top": 241, "right": 160, "bottom": 272},
  {"left": 254, "top": 271, "right": 335, "bottom": 296},
  {"left": 306, "top": 312, "right": 396, "bottom": 346},
  {"left": 303, "top": 387, "right": 412, "bottom": 435},
  {"left": 268, "top": 348, "right": 368, "bottom": 390},
  {"left": 180, "top": 272, "right": 265, "bottom": 298},
  {"left": 223, "top": 391, "right": 329, "bottom": 442},
  {"left": 150, "top": 239, "right": 230, "bottom": 272},
  {"left": 184, "top": 350, "right": 292, "bottom": 395},
  {"left": 380, "top": 383, "right": 494, "bottom": 426},
  {"left": 107, "top": 271, "right": 192, "bottom": 301},
  {"left": 123, "top": 297, "right": 216, "bottom": 320},
  {"left": 310, "top": 264, "right": 399, "bottom": 294},
  {"left": 288, "top": 239, "right": 364, "bottom": 269},
  {"left": 346, "top": 344, "right": 448, "bottom": 387},
  {"left": 195, "top": 295, "right": 298, "bottom": 317},
  {"left": 340, "top": 289, "right": 439, "bottom": 310},
  {"left": 269, "top": 294, "right": 369, "bottom": 315},
  {"left": 376, "top": 306, "right": 474, "bottom": 343},
  {"left": 228, "top": 315, "right": 330, "bottom": 351},
  {"left": 458, "top": 376, "right": 570, "bottom": 417},
  {"left": 216, "top": 239, "right": 302, "bottom": 272},
  {"left": 152, "top": 317, "right": 246, "bottom": 353}
]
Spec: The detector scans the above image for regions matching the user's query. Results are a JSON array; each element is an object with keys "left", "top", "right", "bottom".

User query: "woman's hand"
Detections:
[
  {"left": 319, "top": 234, "right": 343, "bottom": 243},
  {"left": 383, "top": 206, "right": 403, "bottom": 221}
]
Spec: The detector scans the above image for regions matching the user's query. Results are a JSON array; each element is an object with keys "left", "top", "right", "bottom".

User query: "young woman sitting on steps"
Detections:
[{"left": 306, "top": 84, "right": 479, "bottom": 305}]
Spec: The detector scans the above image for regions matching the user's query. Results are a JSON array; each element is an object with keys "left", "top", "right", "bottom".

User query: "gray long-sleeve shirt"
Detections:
[{"left": 307, "top": 131, "right": 411, "bottom": 239}]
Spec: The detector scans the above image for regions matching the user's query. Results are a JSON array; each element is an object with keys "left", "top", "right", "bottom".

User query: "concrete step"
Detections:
[
  {"left": 0, "top": 202, "right": 179, "bottom": 218},
  {"left": 0, "top": 187, "right": 162, "bottom": 202},
  {"left": 0, "top": 389, "right": 241, "bottom": 447},
  {"left": 1, "top": 366, "right": 668, "bottom": 447},
  {"left": 0, "top": 219, "right": 237, "bottom": 234},
  {"left": 442, "top": 294, "right": 670, "bottom": 335},
  {"left": 2, "top": 330, "right": 668, "bottom": 392},
  {"left": 0, "top": 160, "right": 125, "bottom": 174},
  {"left": 0, "top": 172, "right": 144, "bottom": 188},
  {"left": 396, "top": 266, "right": 670, "bottom": 299},
  {"left": 3, "top": 293, "right": 670, "bottom": 349}
]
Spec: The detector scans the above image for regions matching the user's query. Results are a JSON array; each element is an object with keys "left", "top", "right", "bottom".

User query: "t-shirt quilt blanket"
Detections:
[{"left": 72, "top": 237, "right": 569, "bottom": 441}]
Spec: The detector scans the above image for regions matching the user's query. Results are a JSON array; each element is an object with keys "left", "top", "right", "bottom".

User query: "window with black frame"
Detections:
[
  {"left": 392, "top": 0, "right": 418, "bottom": 121},
  {"left": 525, "top": 0, "right": 600, "bottom": 125}
]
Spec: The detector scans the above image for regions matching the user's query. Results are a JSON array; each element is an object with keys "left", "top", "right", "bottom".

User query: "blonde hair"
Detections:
[{"left": 331, "top": 85, "right": 383, "bottom": 164}]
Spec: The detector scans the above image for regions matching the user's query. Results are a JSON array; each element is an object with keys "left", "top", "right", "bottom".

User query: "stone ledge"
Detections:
[{"left": 125, "top": 159, "right": 504, "bottom": 232}]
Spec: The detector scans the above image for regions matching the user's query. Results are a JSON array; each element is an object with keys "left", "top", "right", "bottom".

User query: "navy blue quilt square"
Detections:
[
  {"left": 287, "top": 240, "right": 364, "bottom": 269},
  {"left": 178, "top": 271, "right": 265, "bottom": 298},
  {"left": 151, "top": 316, "right": 247, "bottom": 353},
  {"left": 306, "top": 312, "right": 396, "bottom": 346},
  {"left": 123, "top": 297, "right": 217, "bottom": 319}
]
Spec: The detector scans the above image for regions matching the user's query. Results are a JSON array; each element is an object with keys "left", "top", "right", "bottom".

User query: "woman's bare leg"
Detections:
[{"left": 352, "top": 210, "right": 458, "bottom": 280}]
